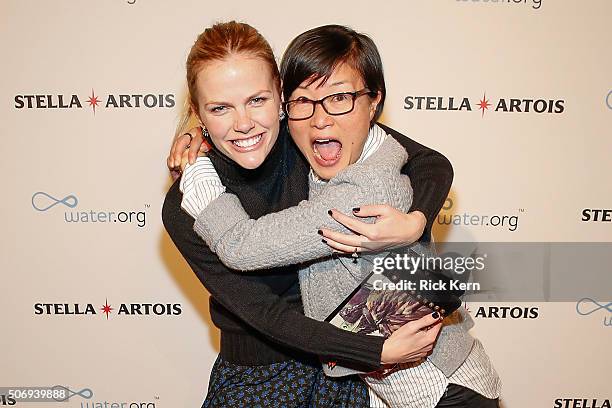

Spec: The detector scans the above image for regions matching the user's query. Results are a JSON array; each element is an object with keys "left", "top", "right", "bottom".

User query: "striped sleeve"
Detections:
[
  {"left": 447, "top": 339, "right": 502, "bottom": 400},
  {"left": 179, "top": 156, "right": 226, "bottom": 219},
  {"left": 362, "top": 339, "right": 501, "bottom": 407}
]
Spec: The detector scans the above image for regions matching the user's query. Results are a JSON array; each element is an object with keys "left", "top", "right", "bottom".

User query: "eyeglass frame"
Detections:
[{"left": 282, "top": 88, "right": 377, "bottom": 120}]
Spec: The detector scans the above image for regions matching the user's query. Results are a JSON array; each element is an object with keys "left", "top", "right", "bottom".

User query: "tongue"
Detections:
[{"left": 315, "top": 141, "right": 342, "bottom": 161}]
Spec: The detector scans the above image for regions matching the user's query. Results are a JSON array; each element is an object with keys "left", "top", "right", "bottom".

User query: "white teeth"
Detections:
[
  {"left": 316, "top": 139, "right": 331, "bottom": 143},
  {"left": 233, "top": 134, "right": 262, "bottom": 148}
]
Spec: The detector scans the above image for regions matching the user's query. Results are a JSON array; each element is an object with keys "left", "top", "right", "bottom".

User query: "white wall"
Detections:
[{"left": 1, "top": 0, "right": 610, "bottom": 406}]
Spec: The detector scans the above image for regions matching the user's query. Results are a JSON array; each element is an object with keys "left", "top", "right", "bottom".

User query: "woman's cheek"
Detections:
[
  {"left": 206, "top": 116, "right": 232, "bottom": 143},
  {"left": 287, "top": 124, "right": 308, "bottom": 148},
  {"left": 252, "top": 106, "right": 279, "bottom": 128}
]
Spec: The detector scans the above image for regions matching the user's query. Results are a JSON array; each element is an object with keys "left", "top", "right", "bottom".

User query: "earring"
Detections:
[
  {"left": 201, "top": 126, "right": 210, "bottom": 139},
  {"left": 279, "top": 108, "right": 286, "bottom": 121}
]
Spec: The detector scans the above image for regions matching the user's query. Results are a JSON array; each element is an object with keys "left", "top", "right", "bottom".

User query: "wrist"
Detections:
[
  {"left": 406, "top": 210, "right": 427, "bottom": 241},
  {"left": 380, "top": 338, "right": 396, "bottom": 365},
  {"left": 409, "top": 210, "right": 426, "bottom": 226}
]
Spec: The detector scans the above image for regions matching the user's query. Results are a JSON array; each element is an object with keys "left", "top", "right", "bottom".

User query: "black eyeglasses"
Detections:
[{"left": 282, "top": 88, "right": 375, "bottom": 120}]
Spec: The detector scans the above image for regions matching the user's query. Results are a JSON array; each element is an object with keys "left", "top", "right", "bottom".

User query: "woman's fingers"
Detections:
[
  {"left": 381, "top": 316, "right": 442, "bottom": 364},
  {"left": 171, "top": 133, "right": 192, "bottom": 168},
  {"left": 187, "top": 127, "right": 204, "bottom": 164},
  {"left": 352, "top": 204, "right": 392, "bottom": 218},
  {"left": 169, "top": 126, "right": 203, "bottom": 168},
  {"left": 424, "top": 320, "right": 443, "bottom": 340},
  {"left": 168, "top": 139, "right": 178, "bottom": 170},
  {"left": 322, "top": 239, "right": 358, "bottom": 254},
  {"left": 412, "top": 312, "right": 443, "bottom": 332},
  {"left": 325, "top": 206, "right": 421, "bottom": 250},
  {"left": 320, "top": 228, "right": 387, "bottom": 253},
  {"left": 168, "top": 152, "right": 181, "bottom": 180},
  {"left": 328, "top": 209, "right": 372, "bottom": 236},
  {"left": 180, "top": 149, "right": 190, "bottom": 172},
  {"left": 319, "top": 228, "right": 367, "bottom": 249}
]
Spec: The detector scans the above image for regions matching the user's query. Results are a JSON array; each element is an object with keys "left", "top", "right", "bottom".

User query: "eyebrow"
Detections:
[
  {"left": 245, "top": 90, "right": 273, "bottom": 101},
  {"left": 205, "top": 90, "right": 273, "bottom": 106},
  {"left": 297, "top": 80, "right": 348, "bottom": 90}
]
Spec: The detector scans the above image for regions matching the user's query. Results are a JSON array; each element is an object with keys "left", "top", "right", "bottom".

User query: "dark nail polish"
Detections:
[
  {"left": 327, "top": 210, "right": 333, "bottom": 216},
  {"left": 317, "top": 230, "right": 323, "bottom": 235},
  {"left": 431, "top": 312, "right": 440, "bottom": 319},
  {"left": 352, "top": 207, "right": 360, "bottom": 212},
  {"left": 321, "top": 239, "right": 327, "bottom": 244}
]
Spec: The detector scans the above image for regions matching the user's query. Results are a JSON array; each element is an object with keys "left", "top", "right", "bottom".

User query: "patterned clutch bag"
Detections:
[
  {"left": 325, "top": 269, "right": 462, "bottom": 338},
  {"left": 322, "top": 248, "right": 464, "bottom": 376}
]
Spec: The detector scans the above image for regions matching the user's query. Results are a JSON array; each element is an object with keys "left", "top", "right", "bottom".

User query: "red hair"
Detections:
[{"left": 186, "top": 21, "right": 280, "bottom": 111}]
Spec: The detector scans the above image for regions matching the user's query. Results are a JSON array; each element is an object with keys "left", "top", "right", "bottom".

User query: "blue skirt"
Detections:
[{"left": 202, "top": 355, "right": 369, "bottom": 408}]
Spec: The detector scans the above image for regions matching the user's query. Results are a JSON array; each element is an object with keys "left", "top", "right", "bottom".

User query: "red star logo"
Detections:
[
  {"left": 327, "top": 361, "right": 337, "bottom": 370},
  {"left": 478, "top": 92, "right": 491, "bottom": 117},
  {"left": 101, "top": 299, "right": 113, "bottom": 320},
  {"left": 87, "top": 89, "right": 100, "bottom": 115}
]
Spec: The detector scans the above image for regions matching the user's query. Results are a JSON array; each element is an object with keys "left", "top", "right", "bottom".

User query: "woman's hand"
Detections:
[
  {"left": 167, "top": 127, "right": 211, "bottom": 180},
  {"left": 380, "top": 312, "right": 442, "bottom": 365},
  {"left": 320, "top": 206, "right": 427, "bottom": 253}
]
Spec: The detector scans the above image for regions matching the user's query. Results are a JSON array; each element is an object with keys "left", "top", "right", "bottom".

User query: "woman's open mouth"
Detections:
[
  {"left": 230, "top": 133, "right": 265, "bottom": 152},
  {"left": 312, "top": 138, "right": 342, "bottom": 167}
]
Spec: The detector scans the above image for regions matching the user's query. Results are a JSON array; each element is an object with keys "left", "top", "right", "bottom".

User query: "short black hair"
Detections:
[{"left": 280, "top": 24, "right": 386, "bottom": 124}]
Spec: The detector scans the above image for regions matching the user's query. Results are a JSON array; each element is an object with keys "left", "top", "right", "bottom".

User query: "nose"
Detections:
[
  {"left": 310, "top": 102, "right": 333, "bottom": 130},
  {"left": 234, "top": 108, "right": 255, "bottom": 134}
]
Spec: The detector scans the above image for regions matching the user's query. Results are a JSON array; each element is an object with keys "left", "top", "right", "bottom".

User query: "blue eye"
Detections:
[
  {"left": 210, "top": 105, "right": 227, "bottom": 113},
  {"left": 250, "top": 96, "right": 268, "bottom": 105}
]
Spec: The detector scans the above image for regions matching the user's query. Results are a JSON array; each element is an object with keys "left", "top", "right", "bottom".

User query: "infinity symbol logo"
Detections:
[
  {"left": 31, "top": 192, "right": 78, "bottom": 212},
  {"left": 51, "top": 385, "right": 93, "bottom": 401},
  {"left": 576, "top": 298, "right": 612, "bottom": 316}
]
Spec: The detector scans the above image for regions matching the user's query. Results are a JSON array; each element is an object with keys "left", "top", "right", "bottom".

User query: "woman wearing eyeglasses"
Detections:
[
  {"left": 177, "top": 23, "right": 501, "bottom": 408},
  {"left": 164, "top": 21, "right": 447, "bottom": 408}
]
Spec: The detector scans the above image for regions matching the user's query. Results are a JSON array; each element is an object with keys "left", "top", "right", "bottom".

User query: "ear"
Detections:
[{"left": 368, "top": 91, "right": 382, "bottom": 121}]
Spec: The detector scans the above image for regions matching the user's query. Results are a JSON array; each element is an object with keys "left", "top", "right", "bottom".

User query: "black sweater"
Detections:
[{"left": 162, "top": 120, "right": 453, "bottom": 370}]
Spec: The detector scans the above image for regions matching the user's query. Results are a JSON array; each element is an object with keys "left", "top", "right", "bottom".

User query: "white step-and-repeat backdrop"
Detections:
[{"left": 1, "top": 0, "right": 610, "bottom": 407}]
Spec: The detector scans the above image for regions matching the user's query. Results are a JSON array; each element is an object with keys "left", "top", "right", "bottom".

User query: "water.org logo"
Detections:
[
  {"left": 436, "top": 198, "right": 522, "bottom": 232},
  {"left": 34, "top": 300, "right": 182, "bottom": 319},
  {"left": 456, "top": 0, "right": 542, "bottom": 10},
  {"left": 14, "top": 89, "right": 175, "bottom": 115},
  {"left": 80, "top": 400, "right": 157, "bottom": 408},
  {"left": 576, "top": 298, "right": 611, "bottom": 327},
  {"left": 404, "top": 92, "right": 564, "bottom": 117},
  {"left": 32, "top": 192, "right": 148, "bottom": 228}
]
